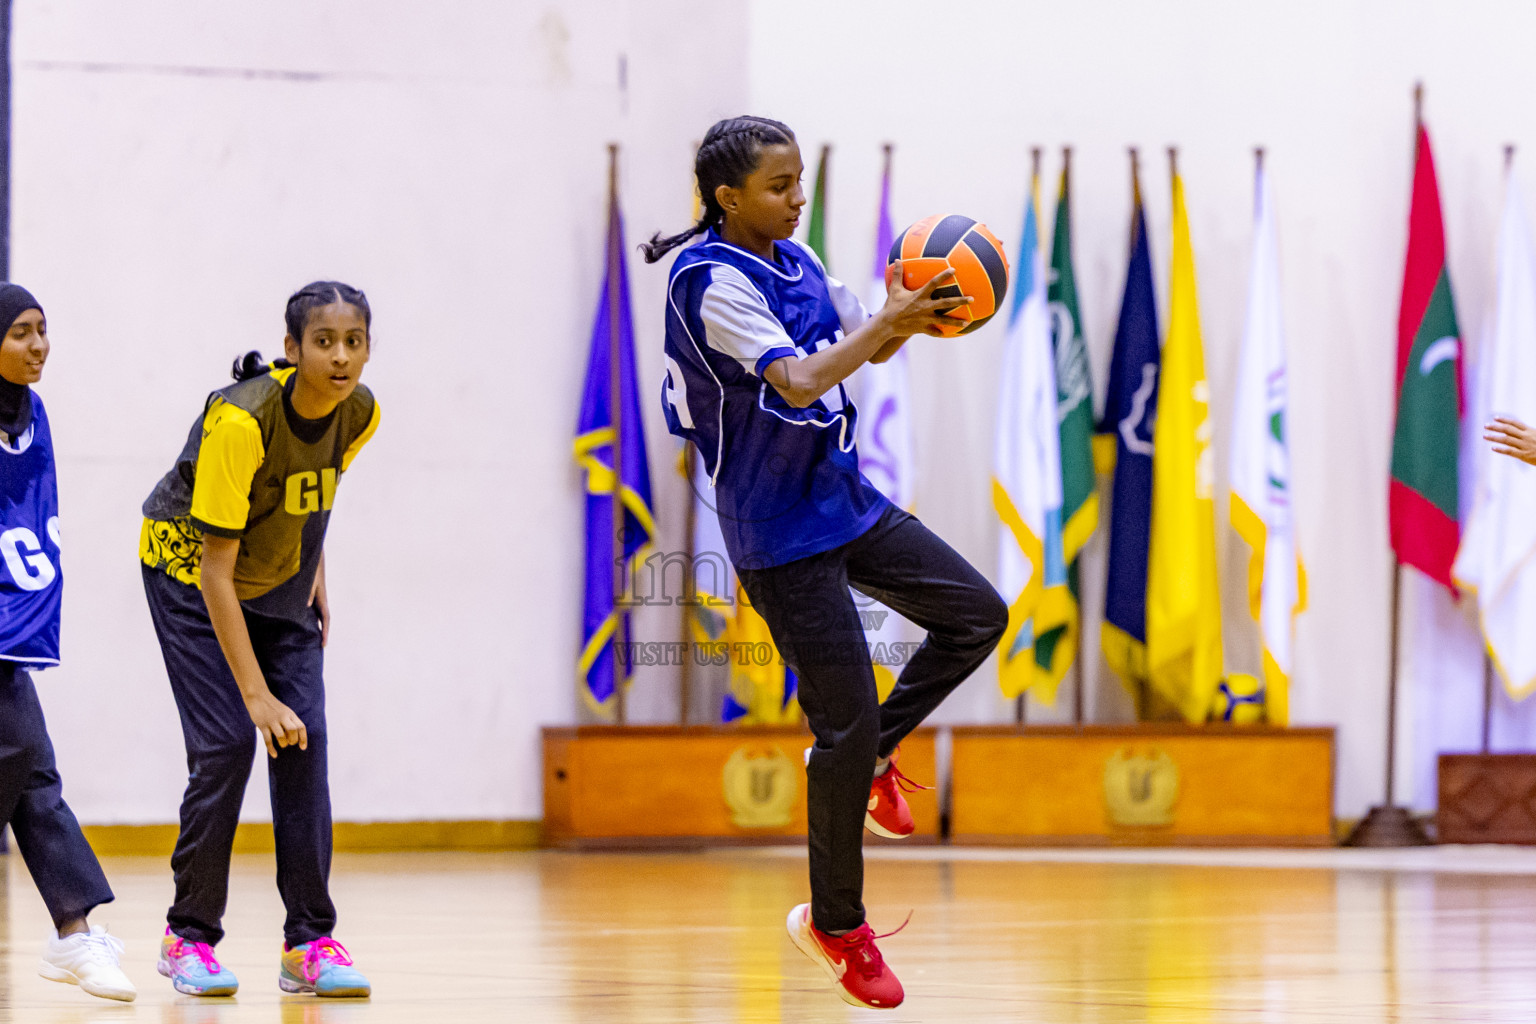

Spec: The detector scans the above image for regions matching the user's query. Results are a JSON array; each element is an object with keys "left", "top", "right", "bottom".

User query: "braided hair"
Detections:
[
  {"left": 283, "top": 280, "right": 371, "bottom": 342},
  {"left": 231, "top": 280, "right": 371, "bottom": 381},
  {"left": 640, "top": 116, "right": 796, "bottom": 263}
]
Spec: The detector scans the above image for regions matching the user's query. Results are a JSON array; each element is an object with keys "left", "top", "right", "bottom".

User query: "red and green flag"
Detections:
[{"left": 1390, "top": 123, "right": 1463, "bottom": 590}]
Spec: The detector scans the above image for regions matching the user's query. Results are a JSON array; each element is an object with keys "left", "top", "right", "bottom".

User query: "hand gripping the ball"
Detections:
[{"left": 881, "top": 262, "right": 973, "bottom": 338}]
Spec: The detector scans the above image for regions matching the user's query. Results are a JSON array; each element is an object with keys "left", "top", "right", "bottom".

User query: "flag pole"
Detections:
[
  {"left": 1481, "top": 654, "right": 1494, "bottom": 754},
  {"left": 1345, "top": 87, "right": 1434, "bottom": 846},
  {"left": 1343, "top": 563, "right": 1428, "bottom": 844},
  {"left": 1254, "top": 147, "right": 1265, "bottom": 211},
  {"left": 1015, "top": 144, "right": 1044, "bottom": 730},
  {"left": 1385, "top": 565, "right": 1402, "bottom": 807},
  {"left": 679, "top": 444, "right": 697, "bottom": 726},
  {"left": 679, "top": 138, "right": 705, "bottom": 726},
  {"left": 607, "top": 142, "right": 627, "bottom": 726}
]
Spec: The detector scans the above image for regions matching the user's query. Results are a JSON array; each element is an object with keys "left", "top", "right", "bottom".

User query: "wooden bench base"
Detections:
[
  {"left": 1439, "top": 753, "right": 1536, "bottom": 843},
  {"left": 950, "top": 725, "right": 1336, "bottom": 847},
  {"left": 542, "top": 726, "right": 939, "bottom": 848}
]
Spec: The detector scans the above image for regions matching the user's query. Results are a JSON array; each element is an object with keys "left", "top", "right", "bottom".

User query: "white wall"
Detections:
[
  {"left": 20, "top": 0, "right": 1536, "bottom": 827},
  {"left": 17, "top": 0, "right": 747, "bottom": 823},
  {"left": 743, "top": 0, "right": 1536, "bottom": 817}
]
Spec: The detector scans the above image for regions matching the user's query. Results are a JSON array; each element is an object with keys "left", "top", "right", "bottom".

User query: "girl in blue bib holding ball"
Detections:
[{"left": 645, "top": 117, "right": 1007, "bottom": 1011}]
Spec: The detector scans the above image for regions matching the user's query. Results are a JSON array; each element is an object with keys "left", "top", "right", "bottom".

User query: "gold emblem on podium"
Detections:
[
  {"left": 1102, "top": 747, "right": 1180, "bottom": 827},
  {"left": 722, "top": 745, "right": 799, "bottom": 828}
]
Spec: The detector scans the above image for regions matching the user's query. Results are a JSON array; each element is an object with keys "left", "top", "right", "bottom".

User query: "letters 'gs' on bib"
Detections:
[
  {"left": 1102, "top": 747, "right": 1180, "bottom": 828},
  {"left": 721, "top": 746, "right": 799, "bottom": 829}
]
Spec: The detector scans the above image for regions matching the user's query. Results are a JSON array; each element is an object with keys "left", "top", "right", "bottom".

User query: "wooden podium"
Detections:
[
  {"left": 950, "top": 725, "right": 1336, "bottom": 847},
  {"left": 543, "top": 726, "right": 940, "bottom": 848}
]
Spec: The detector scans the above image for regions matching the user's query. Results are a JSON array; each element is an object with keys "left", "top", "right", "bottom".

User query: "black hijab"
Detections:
[{"left": 0, "top": 284, "right": 43, "bottom": 438}]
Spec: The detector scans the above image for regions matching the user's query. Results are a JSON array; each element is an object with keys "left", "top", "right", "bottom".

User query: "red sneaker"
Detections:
[
  {"left": 865, "top": 748, "right": 932, "bottom": 839},
  {"left": 786, "top": 903, "right": 905, "bottom": 1009}
]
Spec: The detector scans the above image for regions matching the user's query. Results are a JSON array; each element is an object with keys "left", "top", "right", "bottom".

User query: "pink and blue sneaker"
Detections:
[
  {"left": 279, "top": 937, "right": 370, "bottom": 998},
  {"left": 158, "top": 927, "right": 238, "bottom": 996}
]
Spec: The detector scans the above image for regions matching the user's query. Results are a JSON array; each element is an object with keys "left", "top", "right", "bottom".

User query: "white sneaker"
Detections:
[{"left": 39, "top": 925, "right": 137, "bottom": 1002}]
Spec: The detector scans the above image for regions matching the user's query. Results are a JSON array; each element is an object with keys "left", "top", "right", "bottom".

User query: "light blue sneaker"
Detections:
[
  {"left": 279, "top": 937, "right": 370, "bottom": 998},
  {"left": 158, "top": 927, "right": 238, "bottom": 996}
]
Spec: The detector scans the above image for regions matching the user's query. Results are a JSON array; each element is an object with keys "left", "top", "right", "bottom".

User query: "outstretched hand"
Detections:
[
  {"left": 881, "top": 262, "right": 972, "bottom": 337},
  {"left": 1485, "top": 416, "right": 1536, "bottom": 466}
]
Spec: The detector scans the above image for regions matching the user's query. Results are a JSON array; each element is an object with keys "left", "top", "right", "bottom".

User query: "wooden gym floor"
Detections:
[{"left": 4, "top": 844, "right": 1536, "bottom": 1022}]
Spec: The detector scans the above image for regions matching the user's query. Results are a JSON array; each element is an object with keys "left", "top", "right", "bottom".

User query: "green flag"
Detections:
[
  {"left": 1035, "top": 156, "right": 1101, "bottom": 691},
  {"left": 806, "top": 144, "right": 829, "bottom": 266}
]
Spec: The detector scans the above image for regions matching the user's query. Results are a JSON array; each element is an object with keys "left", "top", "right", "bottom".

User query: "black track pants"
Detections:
[
  {"left": 0, "top": 663, "right": 114, "bottom": 927},
  {"left": 143, "top": 566, "right": 335, "bottom": 948},
  {"left": 738, "top": 506, "right": 1006, "bottom": 933}
]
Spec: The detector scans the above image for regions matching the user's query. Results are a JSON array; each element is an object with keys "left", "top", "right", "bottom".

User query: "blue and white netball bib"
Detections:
[
  {"left": 660, "top": 231, "right": 890, "bottom": 568},
  {"left": 0, "top": 393, "right": 62, "bottom": 665}
]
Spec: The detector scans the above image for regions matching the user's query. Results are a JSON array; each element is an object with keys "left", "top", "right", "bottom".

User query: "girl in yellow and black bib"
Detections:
[{"left": 139, "top": 281, "right": 379, "bottom": 999}]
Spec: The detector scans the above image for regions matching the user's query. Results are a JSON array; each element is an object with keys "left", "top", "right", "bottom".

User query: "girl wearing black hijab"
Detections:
[{"left": 0, "top": 283, "right": 136, "bottom": 1001}]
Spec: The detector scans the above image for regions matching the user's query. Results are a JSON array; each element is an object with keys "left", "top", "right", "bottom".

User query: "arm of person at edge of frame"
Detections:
[
  {"left": 1485, "top": 415, "right": 1536, "bottom": 466},
  {"left": 200, "top": 533, "right": 308, "bottom": 758},
  {"left": 309, "top": 550, "right": 329, "bottom": 648},
  {"left": 761, "top": 263, "right": 968, "bottom": 409}
]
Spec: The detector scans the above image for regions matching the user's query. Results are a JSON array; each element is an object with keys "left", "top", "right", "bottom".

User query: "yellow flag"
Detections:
[
  {"left": 724, "top": 583, "right": 801, "bottom": 725},
  {"left": 1146, "top": 171, "right": 1224, "bottom": 722}
]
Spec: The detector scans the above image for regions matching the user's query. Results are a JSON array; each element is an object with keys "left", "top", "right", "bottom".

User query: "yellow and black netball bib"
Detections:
[{"left": 140, "top": 366, "right": 379, "bottom": 604}]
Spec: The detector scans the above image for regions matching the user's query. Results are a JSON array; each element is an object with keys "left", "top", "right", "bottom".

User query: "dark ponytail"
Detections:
[
  {"left": 231, "top": 350, "right": 287, "bottom": 381},
  {"left": 640, "top": 115, "right": 795, "bottom": 263},
  {"left": 230, "top": 280, "right": 371, "bottom": 382}
]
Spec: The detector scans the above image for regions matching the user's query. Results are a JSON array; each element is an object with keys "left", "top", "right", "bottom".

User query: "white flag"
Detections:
[
  {"left": 1229, "top": 162, "right": 1304, "bottom": 724},
  {"left": 992, "top": 178, "right": 1062, "bottom": 700},
  {"left": 856, "top": 152, "right": 915, "bottom": 699},
  {"left": 859, "top": 157, "right": 914, "bottom": 511},
  {"left": 859, "top": 352, "right": 913, "bottom": 511},
  {"left": 1454, "top": 172, "right": 1536, "bottom": 698}
]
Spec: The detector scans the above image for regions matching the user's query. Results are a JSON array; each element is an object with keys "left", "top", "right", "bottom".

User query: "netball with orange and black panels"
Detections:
[{"left": 886, "top": 214, "right": 1010, "bottom": 336}]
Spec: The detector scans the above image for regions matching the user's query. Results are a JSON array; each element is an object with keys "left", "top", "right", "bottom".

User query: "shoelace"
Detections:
[
  {"left": 76, "top": 930, "right": 125, "bottom": 966},
  {"left": 168, "top": 936, "right": 222, "bottom": 974},
  {"left": 300, "top": 937, "right": 354, "bottom": 983},
  {"left": 832, "top": 912, "right": 913, "bottom": 980},
  {"left": 876, "top": 762, "right": 933, "bottom": 796}
]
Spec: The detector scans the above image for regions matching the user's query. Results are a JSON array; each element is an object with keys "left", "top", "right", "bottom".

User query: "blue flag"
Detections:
[
  {"left": 574, "top": 189, "right": 655, "bottom": 716},
  {"left": 1097, "top": 175, "right": 1160, "bottom": 684}
]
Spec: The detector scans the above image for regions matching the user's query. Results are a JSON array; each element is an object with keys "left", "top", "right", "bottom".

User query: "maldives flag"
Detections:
[{"left": 1390, "top": 123, "right": 1463, "bottom": 591}]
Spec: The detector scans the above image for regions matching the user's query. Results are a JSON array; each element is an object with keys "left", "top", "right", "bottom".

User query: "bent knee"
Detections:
[
  {"left": 811, "top": 703, "right": 880, "bottom": 761},
  {"left": 0, "top": 739, "right": 40, "bottom": 780},
  {"left": 975, "top": 589, "right": 1009, "bottom": 651},
  {"left": 190, "top": 732, "right": 258, "bottom": 769}
]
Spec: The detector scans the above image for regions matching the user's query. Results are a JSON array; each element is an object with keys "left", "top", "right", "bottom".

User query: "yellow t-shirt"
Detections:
[{"left": 140, "top": 367, "right": 380, "bottom": 600}]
